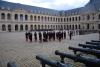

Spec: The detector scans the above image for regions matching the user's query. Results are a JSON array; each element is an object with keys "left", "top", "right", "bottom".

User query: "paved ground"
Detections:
[{"left": 0, "top": 31, "right": 99, "bottom": 67}]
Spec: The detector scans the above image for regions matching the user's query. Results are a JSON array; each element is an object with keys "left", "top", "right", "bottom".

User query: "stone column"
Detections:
[
  {"left": 5, "top": 12, "right": 7, "bottom": 21},
  {"left": 18, "top": 14, "right": 20, "bottom": 21}
]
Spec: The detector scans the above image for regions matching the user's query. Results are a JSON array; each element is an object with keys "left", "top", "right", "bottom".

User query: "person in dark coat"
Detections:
[
  {"left": 29, "top": 32, "right": 33, "bottom": 42},
  {"left": 25, "top": 31, "right": 29, "bottom": 41},
  {"left": 69, "top": 31, "right": 73, "bottom": 40},
  {"left": 34, "top": 32, "right": 37, "bottom": 41},
  {"left": 29, "top": 32, "right": 32, "bottom": 42},
  {"left": 64, "top": 31, "right": 66, "bottom": 39},
  {"left": 56, "top": 31, "right": 58, "bottom": 40},
  {"left": 53, "top": 31, "right": 55, "bottom": 40},
  {"left": 38, "top": 32, "right": 42, "bottom": 42},
  {"left": 43, "top": 31, "right": 47, "bottom": 42},
  {"left": 58, "top": 31, "right": 61, "bottom": 42}
]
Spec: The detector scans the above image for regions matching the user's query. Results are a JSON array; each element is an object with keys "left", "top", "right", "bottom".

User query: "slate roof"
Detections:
[
  {"left": 0, "top": 1, "right": 60, "bottom": 16},
  {"left": 0, "top": 0, "right": 100, "bottom": 16},
  {"left": 64, "top": 0, "right": 100, "bottom": 16}
]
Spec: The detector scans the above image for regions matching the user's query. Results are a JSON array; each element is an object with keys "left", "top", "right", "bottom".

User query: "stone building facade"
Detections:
[{"left": 0, "top": 0, "right": 100, "bottom": 32}]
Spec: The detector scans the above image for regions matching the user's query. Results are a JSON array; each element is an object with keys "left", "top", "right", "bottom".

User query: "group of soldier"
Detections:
[
  {"left": 25, "top": 31, "right": 33, "bottom": 42},
  {"left": 38, "top": 31, "right": 67, "bottom": 42},
  {"left": 25, "top": 30, "right": 73, "bottom": 42}
]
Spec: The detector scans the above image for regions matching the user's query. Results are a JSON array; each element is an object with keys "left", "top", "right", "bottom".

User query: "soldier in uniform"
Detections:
[
  {"left": 43, "top": 31, "right": 47, "bottom": 42},
  {"left": 34, "top": 31, "right": 37, "bottom": 41},
  {"left": 29, "top": 32, "right": 33, "bottom": 42},
  {"left": 53, "top": 31, "right": 55, "bottom": 40},
  {"left": 61, "top": 31, "right": 63, "bottom": 39},
  {"left": 38, "top": 32, "right": 42, "bottom": 42},
  {"left": 69, "top": 31, "right": 73, "bottom": 40},
  {"left": 56, "top": 31, "right": 58, "bottom": 40},
  {"left": 64, "top": 31, "right": 66, "bottom": 39},
  {"left": 58, "top": 31, "right": 61, "bottom": 42}
]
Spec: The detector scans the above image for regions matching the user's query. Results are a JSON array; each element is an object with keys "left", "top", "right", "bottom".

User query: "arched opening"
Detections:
[
  {"left": 67, "top": 25, "right": 69, "bottom": 30},
  {"left": 72, "top": 25, "right": 74, "bottom": 30},
  {"left": 69, "top": 17, "right": 71, "bottom": 22},
  {"left": 79, "top": 25, "right": 81, "bottom": 29},
  {"left": 58, "top": 25, "right": 60, "bottom": 30},
  {"left": 48, "top": 25, "right": 50, "bottom": 29},
  {"left": 64, "top": 18, "right": 66, "bottom": 22},
  {"left": 15, "top": 14, "right": 18, "bottom": 20},
  {"left": 30, "top": 15, "right": 33, "bottom": 21},
  {"left": 53, "top": 25, "right": 55, "bottom": 30},
  {"left": 87, "top": 24, "right": 89, "bottom": 29},
  {"left": 38, "top": 16, "right": 40, "bottom": 21},
  {"left": 25, "top": 15, "right": 28, "bottom": 21},
  {"left": 79, "top": 16, "right": 81, "bottom": 21},
  {"left": 69, "top": 25, "right": 71, "bottom": 30},
  {"left": 64, "top": 25, "right": 66, "bottom": 30},
  {"left": 38, "top": 25, "right": 40, "bottom": 30},
  {"left": 8, "top": 24, "right": 11, "bottom": 32},
  {"left": 30, "top": 25, "right": 33, "bottom": 31},
  {"left": 61, "top": 25, "right": 63, "bottom": 30},
  {"left": 75, "top": 17, "right": 78, "bottom": 21},
  {"left": 98, "top": 24, "right": 100, "bottom": 29},
  {"left": 75, "top": 25, "right": 77, "bottom": 29},
  {"left": 53, "top": 18, "right": 55, "bottom": 22},
  {"left": 15, "top": 24, "right": 18, "bottom": 31},
  {"left": 51, "top": 17, "right": 52, "bottom": 21},
  {"left": 34, "top": 25, "right": 37, "bottom": 30},
  {"left": 45, "top": 16, "right": 47, "bottom": 21},
  {"left": 25, "top": 25, "right": 28, "bottom": 31},
  {"left": 41, "top": 25, "right": 43, "bottom": 30},
  {"left": 34, "top": 16, "right": 37, "bottom": 21},
  {"left": 48, "top": 17, "right": 49, "bottom": 21},
  {"left": 7, "top": 13, "right": 11, "bottom": 20},
  {"left": 20, "top": 25, "right": 23, "bottom": 31},
  {"left": 20, "top": 14, "right": 23, "bottom": 21},
  {"left": 98, "top": 14, "right": 100, "bottom": 19},
  {"left": 2, "top": 24, "right": 6, "bottom": 31},
  {"left": 1, "top": 13, "right": 5, "bottom": 19},
  {"left": 51, "top": 25, "right": 53, "bottom": 29},
  {"left": 56, "top": 25, "right": 57, "bottom": 30},
  {"left": 61, "top": 18, "right": 63, "bottom": 22},
  {"left": 72, "top": 17, "right": 74, "bottom": 21},
  {"left": 41, "top": 16, "right": 43, "bottom": 21},
  {"left": 45, "top": 25, "right": 47, "bottom": 29}
]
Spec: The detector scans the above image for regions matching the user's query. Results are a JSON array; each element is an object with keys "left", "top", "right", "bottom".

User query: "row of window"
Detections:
[
  {"left": 1, "top": 13, "right": 100, "bottom": 22},
  {"left": 2, "top": 24, "right": 81, "bottom": 31}
]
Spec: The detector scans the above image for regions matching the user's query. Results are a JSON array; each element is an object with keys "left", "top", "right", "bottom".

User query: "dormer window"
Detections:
[
  {"left": 7, "top": 7, "right": 10, "bottom": 10},
  {"left": 1, "top": 6, "right": 4, "bottom": 9},
  {"left": 20, "top": 8, "right": 23, "bottom": 10},
  {"left": 30, "top": 10, "right": 33, "bottom": 13}
]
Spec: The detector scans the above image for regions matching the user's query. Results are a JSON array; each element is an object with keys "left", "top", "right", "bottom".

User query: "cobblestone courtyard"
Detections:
[{"left": 0, "top": 32, "right": 99, "bottom": 67}]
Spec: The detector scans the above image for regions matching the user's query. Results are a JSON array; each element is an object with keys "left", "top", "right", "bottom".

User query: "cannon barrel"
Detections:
[
  {"left": 69, "top": 46, "right": 100, "bottom": 58},
  {"left": 86, "top": 42, "right": 100, "bottom": 45},
  {"left": 36, "top": 55, "right": 68, "bottom": 67},
  {"left": 79, "top": 44, "right": 100, "bottom": 50},
  {"left": 91, "top": 40, "right": 100, "bottom": 42},
  {"left": 55, "top": 50, "right": 100, "bottom": 67},
  {"left": 7, "top": 62, "right": 16, "bottom": 67}
]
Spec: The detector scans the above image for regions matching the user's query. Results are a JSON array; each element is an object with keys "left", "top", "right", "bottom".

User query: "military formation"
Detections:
[{"left": 25, "top": 30, "right": 74, "bottom": 42}]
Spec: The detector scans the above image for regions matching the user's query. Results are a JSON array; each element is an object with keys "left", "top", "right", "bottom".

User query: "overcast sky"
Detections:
[{"left": 3, "top": 0, "right": 89, "bottom": 10}]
